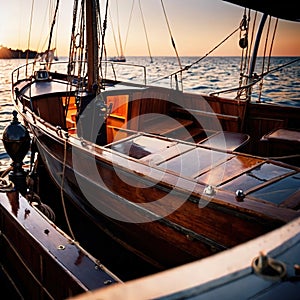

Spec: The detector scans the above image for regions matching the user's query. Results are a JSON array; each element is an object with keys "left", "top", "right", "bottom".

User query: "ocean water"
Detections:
[{"left": 0, "top": 56, "right": 299, "bottom": 167}]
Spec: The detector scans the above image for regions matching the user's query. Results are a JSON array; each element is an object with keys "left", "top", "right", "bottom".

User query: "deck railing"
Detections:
[{"left": 11, "top": 60, "right": 148, "bottom": 90}]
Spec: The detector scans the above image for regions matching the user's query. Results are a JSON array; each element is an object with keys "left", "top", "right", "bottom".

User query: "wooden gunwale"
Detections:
[{"left": 0, "top": 191, "right": 120, "bottom": 298}]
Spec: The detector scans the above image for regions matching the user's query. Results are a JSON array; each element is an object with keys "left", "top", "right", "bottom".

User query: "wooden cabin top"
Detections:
[
  {"left": 22, "top": 79, "right": 76, "bottom": 98},
  {"left": 104, "top": 132, "right": 300, "bottom": 214}
]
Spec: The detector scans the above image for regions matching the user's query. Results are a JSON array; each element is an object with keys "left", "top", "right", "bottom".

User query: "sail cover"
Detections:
[{"left": 224, "top": 0, "right": 300, "bottom": 22}]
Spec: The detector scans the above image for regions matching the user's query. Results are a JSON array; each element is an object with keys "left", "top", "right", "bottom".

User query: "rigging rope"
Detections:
[
  {"left": 95, "top": 0, "right": 103, "bottom": 58},
  {"left": 109, "top": 10, "right": 120, "bottom": 57},
  {"left": 256, "top": 16, "right": 279, "bottom": 102},
  {"left": 237, "top": 9, "right": 253, "bottom": 100},
  {"left": 35, "top": 0, "right": 50, "bottom": 53},
  {"left": 116, "top": 0, "right": 124, "bottom": 57},
  {"left": 267, "top": 18, "right": 278, "bottom": 71},
  {"left": 99, "top": 0, "right": 110, "bottom": 81},
  {"left": 160, "top": 0, "right": 182, "bottom": 69},
  {"left": 68, "top": 0, "right": 86, "bottom": 89},
  {"left": 46, "top": 0, "right": 60, "bottom": 69},
  {"left": 138, "top": 0, "right": 153, "bottom": 63},
  {"left": 47, "top": 0, "right": 60, "bottom": 52},
  {"left": 151, "top": 24, "right": 241, "bottom": 84},
  {"left": 108, "top": 0, "right": 124, "bottom": 58},
  {"left": 124, "top": 0, "right": 135, "bottom": 54},
  {"left": 239, "top": 10, "right": 250, "bottom": 77},
  {"left": 210, "top": 57, "right": 300, "bottom": 96},
  {"left": 26, "top": 0, "right": 35, "bottom": 75},
  {"left": 60, "top": 137, "right": 76, "bottom": 241}
]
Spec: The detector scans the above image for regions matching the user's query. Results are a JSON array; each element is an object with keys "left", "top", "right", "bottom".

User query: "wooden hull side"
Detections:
[
  {"left": 0, "top": 191, "right": 119, "bottom": 299},
  {"left": 27, "top": 120, "right": 297, "bottom": 269}
]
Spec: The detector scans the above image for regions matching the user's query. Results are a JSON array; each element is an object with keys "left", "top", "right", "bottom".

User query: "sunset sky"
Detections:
[{"left": 0, "top": 0, "right": 299, "bottom": 57}]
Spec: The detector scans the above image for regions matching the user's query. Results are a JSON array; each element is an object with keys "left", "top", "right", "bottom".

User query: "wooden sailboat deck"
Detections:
[{"left": 105, "top": 132, "right": 300, "bottom": 214}]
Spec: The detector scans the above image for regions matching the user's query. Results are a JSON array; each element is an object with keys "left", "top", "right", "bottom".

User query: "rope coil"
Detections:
[{"left": 0, "top": 177, "right": 14, "bottom": 193}]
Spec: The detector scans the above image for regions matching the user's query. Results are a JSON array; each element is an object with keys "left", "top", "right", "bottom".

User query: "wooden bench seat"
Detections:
[
  {"left": 172, "top": 107, "right": 240, "bottom": 122},
  {"left": 260, "top": 129, "right": 300, "bottom": 163},
  {"left": 261, "top": 128, "right": 300, "bottom": 144},
  {"left": 170, "top": 106, "right": 242, "bottom": 132},
  {"left": 140, "top": 115, "right": 193, "bottom": 135}
]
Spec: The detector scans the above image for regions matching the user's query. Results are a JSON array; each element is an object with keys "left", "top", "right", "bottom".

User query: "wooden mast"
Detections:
[
  {"left": 86, "top": 0, "right": 99, "bottom": 92},
  {"left": 84, "top": 0, "right": 107, "bottom": 145}
]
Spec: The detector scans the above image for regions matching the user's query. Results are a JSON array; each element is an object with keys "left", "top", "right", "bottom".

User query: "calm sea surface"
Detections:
[{"left": 0, "top": 56, "right": 299, "bottom": 167}]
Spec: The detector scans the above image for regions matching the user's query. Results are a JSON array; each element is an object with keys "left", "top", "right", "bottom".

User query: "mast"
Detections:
[
  {"left": 86, "top": 0, "right": 99, "bottom": 92},
  {"left": 246, "top": 13, "right": 267, "bottom": 100},
  {"left": 248, "top": 13, "right": 267, "bottom": 81},
  {"left": 116, "top": 0, "right": 124, "bottom": 58},
  {"left": 82, "top": 0, "right": 107, "bottom": 146}
]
